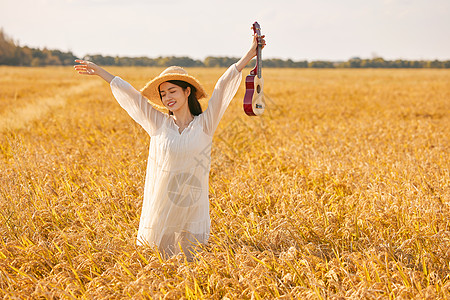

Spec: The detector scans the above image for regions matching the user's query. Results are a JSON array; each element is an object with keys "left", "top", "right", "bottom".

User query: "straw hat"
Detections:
[{"left": 140, "top": 66, "right": 208, "bottom": 113}]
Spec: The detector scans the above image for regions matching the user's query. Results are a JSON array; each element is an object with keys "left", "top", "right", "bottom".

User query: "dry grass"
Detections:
[{"left": 0, "top": 66, "right": 449, "bottom": 299}]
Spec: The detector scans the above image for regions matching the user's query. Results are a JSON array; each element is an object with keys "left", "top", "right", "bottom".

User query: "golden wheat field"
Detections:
[{"left": 0, "top": 65, "right": 449, "bottom": 299}]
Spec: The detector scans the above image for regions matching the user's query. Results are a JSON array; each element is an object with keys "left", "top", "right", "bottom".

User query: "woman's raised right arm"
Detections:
[
  {"left": 74, "top": 59, "right": 115, "bottom": 83},
  {"left": 74, "top": 59, "right": 165, "bottom": 135}
]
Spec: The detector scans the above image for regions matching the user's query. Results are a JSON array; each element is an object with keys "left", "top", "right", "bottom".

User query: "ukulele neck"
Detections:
[
  {"left": 251, "top": 38, "right": 262, "bottom": 78},
  {"left": 256, "top": 42, "right": 262, "bottom": 78}
]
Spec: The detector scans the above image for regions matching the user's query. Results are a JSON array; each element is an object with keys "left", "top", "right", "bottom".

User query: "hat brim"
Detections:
[{"left": 140, "top": 73, "right": 208, "bottom": 113}]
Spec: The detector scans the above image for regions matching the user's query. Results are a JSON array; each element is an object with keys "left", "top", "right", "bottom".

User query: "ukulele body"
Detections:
[{"left": 243, "top": 73, "right": 265, "bottom": 116}]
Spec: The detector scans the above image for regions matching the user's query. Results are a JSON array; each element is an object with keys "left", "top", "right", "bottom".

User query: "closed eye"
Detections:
[{"left": 159, "top": 86, "right": 178, "bottom": 98}]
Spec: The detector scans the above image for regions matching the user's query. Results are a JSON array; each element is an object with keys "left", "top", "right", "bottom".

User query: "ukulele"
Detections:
[{"left": 243, "top": 22, "right": 265, "bottom": 116}]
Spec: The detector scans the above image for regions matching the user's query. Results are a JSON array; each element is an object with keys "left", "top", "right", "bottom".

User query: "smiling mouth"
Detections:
[{"left": 167, "top": 101, "right": 176, "bottom": 107}]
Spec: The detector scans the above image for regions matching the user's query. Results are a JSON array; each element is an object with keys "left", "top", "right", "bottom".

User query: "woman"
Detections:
[{"left": 74, "top": 32, "right": 266, "bottom": 259}]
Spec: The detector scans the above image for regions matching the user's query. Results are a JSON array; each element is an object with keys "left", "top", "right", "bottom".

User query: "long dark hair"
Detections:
[{"left": 159, "top": 80, "right": 202, "bottom": 116}]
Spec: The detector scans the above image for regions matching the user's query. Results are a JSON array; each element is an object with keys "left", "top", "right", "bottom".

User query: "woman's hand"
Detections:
[
  {"left": 236, "top": 33, "right": 267, "bottom": 72},
  {"left": 74, "top": 59, "right": 100, "bottom": 75},
  {"left": 248, "top": 34, "right": 266, "bottom": 59},
  {"left": 74, "top": 59, "right": 115, "bottom": 83}
]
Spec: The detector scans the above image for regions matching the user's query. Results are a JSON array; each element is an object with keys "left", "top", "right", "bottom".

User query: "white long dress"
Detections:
[{"left": 110, "top": 64, "right": 242, "bottom": 257}]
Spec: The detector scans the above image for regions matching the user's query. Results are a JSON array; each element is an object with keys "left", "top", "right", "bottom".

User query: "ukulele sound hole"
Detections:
[{"left": 257, "top": 85, "right": 261, "bottom": 93}]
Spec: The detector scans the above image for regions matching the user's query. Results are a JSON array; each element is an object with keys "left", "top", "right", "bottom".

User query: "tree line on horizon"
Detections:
[{"left": 1, "top": 30, "right": 449, "bottom": 68}]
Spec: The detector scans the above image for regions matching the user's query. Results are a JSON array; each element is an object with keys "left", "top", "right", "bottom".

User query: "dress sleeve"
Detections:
[
  {"left": 110, "top": 76, "right": 165, "bottom": 136},
  {"left": 201, "top": 63, "right": 242, "bottom": 136}
]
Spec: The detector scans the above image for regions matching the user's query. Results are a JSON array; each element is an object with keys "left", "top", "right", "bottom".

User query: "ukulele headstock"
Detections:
[{"left": 252, "top": 22, "right": 262, "bottom": 44}]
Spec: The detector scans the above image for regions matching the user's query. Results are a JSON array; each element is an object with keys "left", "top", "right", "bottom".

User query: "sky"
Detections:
[{"left": 1, "top": 0, "right": 449, "bottom": 61}]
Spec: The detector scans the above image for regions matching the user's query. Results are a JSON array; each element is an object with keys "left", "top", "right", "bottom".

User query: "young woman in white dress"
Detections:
[{"left": 74, "top": 32, "right": 266, "bottom": 259}]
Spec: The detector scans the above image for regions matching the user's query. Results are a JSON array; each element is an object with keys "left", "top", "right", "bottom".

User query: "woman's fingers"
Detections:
[
  {"left": 74, "top": 59, "right": 87, "bottom": 66},
  {"left": 254, "top": 34, "right": 266, "bottom": 45},
  {"left": 260, "top": 35, "right": 266, "bottom": 44},
  {"left": 75, "top": 65, "right": 86, "bottom": 69},
  {"left": 74, "top": 59, "right": 94, "bottom": 67},
  {"left": 260, "top": 35, "right": 266, "bottom": 49},
  {"left": 74, "top": 61, "right": 95, "bottom": 75},
  {"left": 75, "top": 59, "right": 90, "bottom": 63}
]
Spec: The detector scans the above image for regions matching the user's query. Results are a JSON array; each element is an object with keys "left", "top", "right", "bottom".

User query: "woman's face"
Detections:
[{"left": 159, "top": 82, "right": 191, "bottom": 113}]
